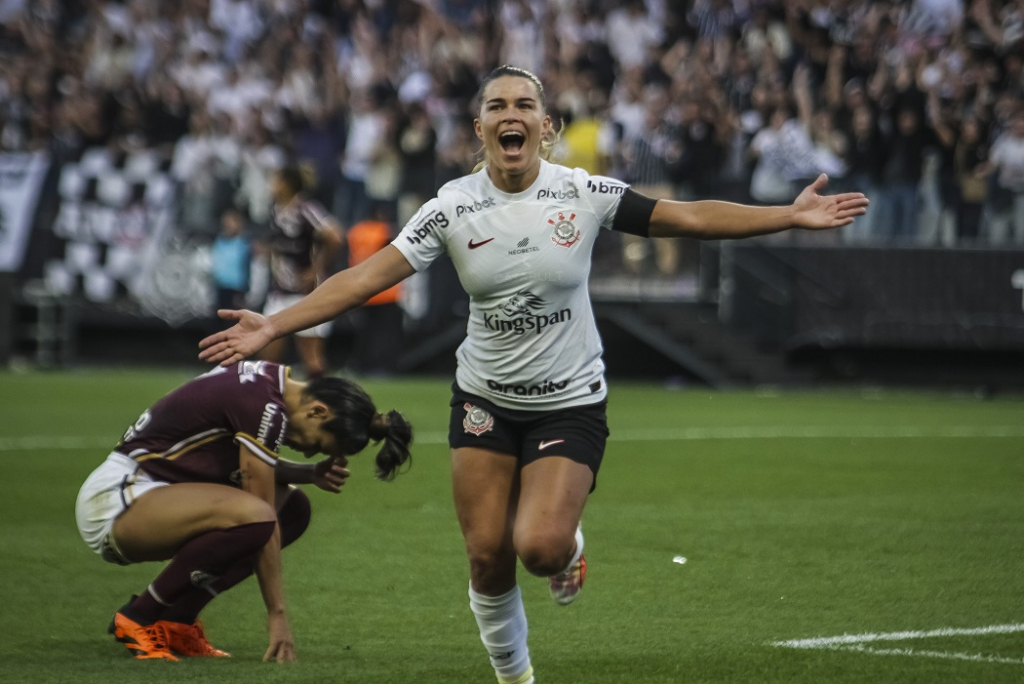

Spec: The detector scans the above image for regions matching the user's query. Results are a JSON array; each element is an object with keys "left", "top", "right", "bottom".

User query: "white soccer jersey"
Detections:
[{"left": 393, "top": 160, "right": 630, "bottom": 410}]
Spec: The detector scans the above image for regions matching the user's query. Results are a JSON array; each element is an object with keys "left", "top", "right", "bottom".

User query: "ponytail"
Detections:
[{"left": 368, "top": 410, "right": 413, "bottom": 481}]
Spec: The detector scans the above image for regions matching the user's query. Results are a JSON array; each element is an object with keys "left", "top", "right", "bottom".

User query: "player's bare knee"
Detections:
[
  {"left": 230, "top": 497, "right": 277, "bottom": 527},
  {"left": 516, "top": 533, "right": 573, "bottom": 577},
  {"left": 465, "top": 542, "right": 515, "bottom": 588}
]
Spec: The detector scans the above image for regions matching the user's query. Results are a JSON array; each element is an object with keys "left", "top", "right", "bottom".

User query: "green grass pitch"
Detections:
[{"left": 1, "top": 369, "right": 1022, "bottom": 683}]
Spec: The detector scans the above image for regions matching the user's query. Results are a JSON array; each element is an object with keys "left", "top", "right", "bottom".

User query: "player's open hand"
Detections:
[
  {"left": 198, "top": 309, "right": 276, "bottom": 366},
  {"left": 313, "top": 456, "right": 350, "bottom": 493},
  {"left": 791, "top": 173, "right": 869, "bottom": 230},
  {"left": 264, "top": 612, "right": 296, "bottom": 664}
]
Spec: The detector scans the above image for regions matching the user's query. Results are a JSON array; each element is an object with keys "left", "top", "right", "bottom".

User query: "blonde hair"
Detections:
[{"left": 473, "top": 65, "right": 562, "bottom": 173}]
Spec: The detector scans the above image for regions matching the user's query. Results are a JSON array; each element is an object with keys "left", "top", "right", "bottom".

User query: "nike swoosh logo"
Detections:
[
  {"left": 538, "top": 439, "right": 565, "bottom": 451},
  {"left": 468, "top": 238, "right": 495, "bottom": 249}
]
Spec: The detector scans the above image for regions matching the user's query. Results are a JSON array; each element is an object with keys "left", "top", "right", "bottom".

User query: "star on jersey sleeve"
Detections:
[{"left": 392, "top": 197, "right": 450, "bottom": 271}]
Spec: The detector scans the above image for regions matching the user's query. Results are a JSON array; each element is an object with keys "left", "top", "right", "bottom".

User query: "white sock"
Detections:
[
  {"left": 468, "top": 583, "right": 533, "bottom": 684},
  {"left": 555, "top": 526, "right": 584, "bottom": 577}
]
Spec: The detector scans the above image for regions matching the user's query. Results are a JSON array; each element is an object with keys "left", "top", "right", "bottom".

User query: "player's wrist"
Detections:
[{"left": 264, "top": 315, "right": 284, "bottom": 340}]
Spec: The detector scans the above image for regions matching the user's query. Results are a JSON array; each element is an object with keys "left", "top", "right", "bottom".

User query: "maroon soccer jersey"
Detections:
[
  {"left": 268, "top": 196, "right": 335, "bottom": 295},
  {"left": 116, "top": 361, "right": 289, "bottom": 485}
]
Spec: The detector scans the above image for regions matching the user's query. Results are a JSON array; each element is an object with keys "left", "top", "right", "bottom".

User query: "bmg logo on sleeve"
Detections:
[
  {"left": 586, "top": 179, "right": 626, "bottom": 195},
  {"left": 406, "top": 210, "right": 449, "bottom": 244}
]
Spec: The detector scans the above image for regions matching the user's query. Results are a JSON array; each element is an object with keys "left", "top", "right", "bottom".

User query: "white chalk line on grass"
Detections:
[
  {"left": 2, "top": 425, "right": 1024, "bottom": 451},
  {"left": 773, "top": 623, "right": 1024, "bottom": 666},
  {"left": 774, "top": 623, "right": 1024, "bottom": 649},
  {"left": 838, "top": 644, "right": 1024, "bottom": 666}
]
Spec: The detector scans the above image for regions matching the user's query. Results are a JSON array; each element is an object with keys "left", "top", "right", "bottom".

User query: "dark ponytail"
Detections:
[
  {"left": 368, "top": 410, "right": 413, "bottom": 481},
  {"left": 303, "top": 378, "right": 413, "bottom": 481}
]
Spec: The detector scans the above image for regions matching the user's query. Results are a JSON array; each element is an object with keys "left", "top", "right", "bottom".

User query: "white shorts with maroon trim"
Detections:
[
  {"left": 75, "top": 452, "right": 169, "bottom": 565},
  {"left": 264, "top": 293, "right": 333, "bottom": 338}
]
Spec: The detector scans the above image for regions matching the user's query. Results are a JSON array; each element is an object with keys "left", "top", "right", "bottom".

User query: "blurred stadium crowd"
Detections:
[{"left": 3, "top": 0, "right": 1024, "bottom": 256}]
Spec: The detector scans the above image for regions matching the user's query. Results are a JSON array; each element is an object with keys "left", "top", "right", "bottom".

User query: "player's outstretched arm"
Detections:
[
  {"left": 199, "top": 246, "right": 416, "bottom": 365},
  {"left": 648, "top": 173, "right": 868, "bottom": 240}
]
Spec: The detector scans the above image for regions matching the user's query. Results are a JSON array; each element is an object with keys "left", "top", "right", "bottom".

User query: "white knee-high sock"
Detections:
[{"left": 469, "top": 584, "right": 534, "bottom": 684}]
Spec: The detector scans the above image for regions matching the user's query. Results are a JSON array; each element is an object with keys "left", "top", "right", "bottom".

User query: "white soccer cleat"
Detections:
[{"left": 549, "top": 526, "right": 586, "bottom": 606}]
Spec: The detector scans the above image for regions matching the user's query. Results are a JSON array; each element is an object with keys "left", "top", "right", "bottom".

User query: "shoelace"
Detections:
[{"left": 139, "top": 623, "right": 172, "bottom": 652}]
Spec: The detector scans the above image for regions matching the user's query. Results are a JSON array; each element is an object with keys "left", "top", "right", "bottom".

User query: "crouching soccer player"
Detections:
[{"left": 75, "top": 361, "right": 412, "bottom": 662}]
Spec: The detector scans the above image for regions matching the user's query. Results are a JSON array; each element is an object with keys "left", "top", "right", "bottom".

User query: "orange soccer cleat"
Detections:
[
  {"left": 108, "top": 612, "right": 179, "bottom": 661},
  {"left": 160, "top": 619, "right": 231, "bottom": 657}
]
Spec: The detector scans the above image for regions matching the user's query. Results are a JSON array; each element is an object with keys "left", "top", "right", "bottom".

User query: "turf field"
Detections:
[{"left": 1, "top": 369, "right": 1022, "bottom": 683}]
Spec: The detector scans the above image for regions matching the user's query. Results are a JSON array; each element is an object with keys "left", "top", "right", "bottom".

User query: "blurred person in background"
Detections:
[
  {"left": 336, "top": 87, "right": 385, "bottom": 228},
  {"left": 364, "top": 107, "right": 403, "bottom": 223},
  {"left": 344, "top": 201, "right": 403, "bottom": 377},
  {"left": 877, "top": 105, "right": 937, "bottom": 243},
  {"left": 172, "top": 111, "right": 240, "bottom": 237},
  {"left": 396, "top": 101, "right": 437, "bottom": 226},
  {"left": 259, "top": 165, "right": 344, "bottom": 379},
  {"left": 982, "top": 109, "right": 1024, "bottom": 245},
  {"left": 952, "top": 117, "right": 991, "bottom": 243},
  {"left": 236, "top": 122, "right": 285, "bottom": 227},
  {"left": 621, "top": 88, "right": 680, "bottom": 276},
  {"left": 211, "top": 207, "right": 251, "bottom": 313},
  {"left": 841, "top": 103, "right": 886, "bottom": 242},
  {"left": 293, "top": 100, "right": 346, "bottom": 209}
]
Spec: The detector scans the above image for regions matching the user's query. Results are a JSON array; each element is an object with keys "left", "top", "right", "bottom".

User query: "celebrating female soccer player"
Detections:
[
  {"left": 76, "top": 361, "right": 411, "bottom": 662},
  {"left": 199, "top": 66, "right": 867, "bottom": 683}
]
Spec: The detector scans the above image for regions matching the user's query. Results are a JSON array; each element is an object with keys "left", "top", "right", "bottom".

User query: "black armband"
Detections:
[{"left": 610, "top": 188, "right": 659, "bottom": 237}]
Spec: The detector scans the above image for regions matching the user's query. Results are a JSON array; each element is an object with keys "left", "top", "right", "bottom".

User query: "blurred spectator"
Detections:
[
  {"left": 211, "top": 207, "right": 251, "bottom": 312},
  {"left": 171, "top": 111, "right": 239, "bottom": 236},
  {"left": 984, "top": 110, "right": 1024, "bottom": 245},
  {"left": 293, "top": 101, "right": 346, "bottom": 209},
  {"left": 365, "top": 108, "right": 402, "bottom": 222},
  {"left": 344, "top": 202, "right": 403, "bottom": 377},
  {"left": 876, "top": 106, "right": 937, "bottom": 243},
  {"left": 748, "top": 104, "right": 809, "bottom": 204},
  {"left": 336, "top": 87, "right": 384, "bottom": 227},
  {"left": 622, "top": 89, "right": 680, "bottom": 276},
  {"left": 842, "top": 104, "right": 886, "bottom": 242},
  {"left": 7, "top": 0, "right": 1024, "bottom": 272},
  {"left": 236, "top": 123, "right": 285, "bottom": 226},
  {"left": 396, "top": 102, "right": 437, "bottom": 225}
]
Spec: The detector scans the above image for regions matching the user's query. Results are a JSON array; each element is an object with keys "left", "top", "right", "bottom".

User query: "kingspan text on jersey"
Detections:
[{"left": 482, "top": 308, "right": 572, "bottom": 335}]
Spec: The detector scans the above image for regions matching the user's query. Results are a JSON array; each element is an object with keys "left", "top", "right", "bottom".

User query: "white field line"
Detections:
[
  {"left": 773, "top": 624, "right": 1024, "bottom": 666},
  {"left": 836, "top": 644, "right": 1024, "bottom": 666},
  {"left": 2, "top": 425, "right": 1024, "bottom": 451},
  {"left": 773, "top": 623, "right": 1024, "bottom": 649}
]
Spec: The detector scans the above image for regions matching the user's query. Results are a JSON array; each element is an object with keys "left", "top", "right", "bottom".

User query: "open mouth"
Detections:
[{"left": 499, "top": 130, "right": 526, "bottom": 155}]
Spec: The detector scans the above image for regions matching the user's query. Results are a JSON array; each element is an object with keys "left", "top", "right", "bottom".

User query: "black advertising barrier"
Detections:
[{"left": 721, "top": 244, "right": 1024, "bottom": 351}]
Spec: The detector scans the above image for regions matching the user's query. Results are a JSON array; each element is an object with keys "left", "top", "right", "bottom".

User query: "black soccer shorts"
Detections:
[{"left": 448, "top": 383, "right": 609, "bottom": 486}]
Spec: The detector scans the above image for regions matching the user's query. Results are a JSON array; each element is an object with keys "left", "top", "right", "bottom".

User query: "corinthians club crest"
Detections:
[
  {"left": 548, "top": 212, "right": 580, "bottom": 248},
  {"left": 463, "top": 403, "right": 495, "bottom": 436}
]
